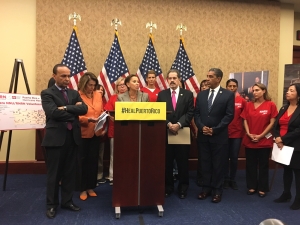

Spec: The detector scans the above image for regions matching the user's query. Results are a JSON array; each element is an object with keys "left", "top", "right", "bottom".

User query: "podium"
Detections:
[{"left": 113, "top": 119, "right": 166, "bottom": 218}]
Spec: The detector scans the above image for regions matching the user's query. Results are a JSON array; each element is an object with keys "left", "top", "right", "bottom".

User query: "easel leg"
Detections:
[
  {"left": 0, "top": 131, "right": 5, "bottom": 151},
  {"left": 3, "top": 131, "right": 13, "bottom": 191}
]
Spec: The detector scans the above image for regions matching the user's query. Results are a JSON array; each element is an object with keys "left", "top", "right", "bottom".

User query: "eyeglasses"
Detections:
[{"left": 118, "top": 84, "right": 126, "bottom": 87}]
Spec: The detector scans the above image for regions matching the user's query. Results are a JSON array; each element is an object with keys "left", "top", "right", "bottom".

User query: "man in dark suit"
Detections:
[
  {"left": 157, "top": 69, "right": 194, "bottom": 199},
  {"left": 41, "top": 64, "right": 88, "bottom": 218},
  {"left": 194, "top": 68, "right": 234, "bottom": 203}
]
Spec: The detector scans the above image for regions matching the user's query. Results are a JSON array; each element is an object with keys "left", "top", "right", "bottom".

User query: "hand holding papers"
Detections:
[
  {"left": 271, "top": 143, "right": 294, "bottom": 165},
  {"left": 94, "top": 111, "right": 109, "bottom": 132}
]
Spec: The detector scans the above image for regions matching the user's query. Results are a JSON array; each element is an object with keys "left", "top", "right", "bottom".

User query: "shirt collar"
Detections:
[
  {"left": 210, "top": 85, "right": 220, "bottom": 94},
  {"left": 55, "top": 84, "right": 67, "bottom": 91},
  {"left": 170, "top": 86, "right": 180, "bottom": 95}
]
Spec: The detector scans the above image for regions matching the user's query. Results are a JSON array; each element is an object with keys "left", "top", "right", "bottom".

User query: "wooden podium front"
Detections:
[{"left": 113, "top": 120, "right": 165, "bottom": 217}]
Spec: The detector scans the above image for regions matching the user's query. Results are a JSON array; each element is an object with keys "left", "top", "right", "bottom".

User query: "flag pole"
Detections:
[{"left": 69, "top": 12, "right": 81, "bottom": 34}]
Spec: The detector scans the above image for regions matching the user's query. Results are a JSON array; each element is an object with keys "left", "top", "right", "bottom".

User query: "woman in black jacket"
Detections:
[{"left": 273, "top": 83, "right": 300, "bottom": 210}]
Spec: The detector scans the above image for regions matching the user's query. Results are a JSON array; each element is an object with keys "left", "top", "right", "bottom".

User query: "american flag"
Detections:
[
  {"left": 136, "top": 35, "right": 168, "bottom": 90},
  {"left": 171, "top": 38, "right": 200, "bottom": 97},
  {"left": 61, "top": 29, "right": 87, "bottom": 90},
  {"left": 98, "top": 32, "right": 129, "bottom": 101}
]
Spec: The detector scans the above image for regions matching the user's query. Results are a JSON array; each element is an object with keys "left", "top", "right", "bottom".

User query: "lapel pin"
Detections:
[
  {"left": 220, "top": 91, "right": 222, "bottom": 93},
  {"left": 180, "top": 94, "right": 183, "bottom": 96}
]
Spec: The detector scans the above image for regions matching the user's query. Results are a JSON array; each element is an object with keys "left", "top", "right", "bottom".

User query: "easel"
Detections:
[{"left": 0, "top": 59, "right": 45, "bottom": 191}]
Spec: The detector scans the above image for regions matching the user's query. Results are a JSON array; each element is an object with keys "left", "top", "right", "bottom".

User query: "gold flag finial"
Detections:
[
  {"left": 69, "top": 12, "right": 81, "bottom": 33},
  {"left": 146, "top": 21, "right": 157, "bottom": 35},
  {"left": 176, "top": 23, "right": 187, "bottom": 37},
  {"left": 69, "top": 12, "right": 81, "bottom": 26},
  {"left": 111, "top": 18, "right": 122, "bottom": 31}
]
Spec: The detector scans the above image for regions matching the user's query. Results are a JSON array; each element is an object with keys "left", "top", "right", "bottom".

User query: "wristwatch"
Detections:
[{"left": 63, "top": 106, "right": 67, "bottom": 111}]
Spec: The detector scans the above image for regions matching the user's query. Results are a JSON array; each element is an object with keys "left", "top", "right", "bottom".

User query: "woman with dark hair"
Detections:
[
  {"left": 241, "top": 83, "right": 278, "bottom": 197},
  {"left": 117, "top": 74, "right": 149, "bottom": 102},
  {"left": 273, "top": 83, "right": 300, "bottom": 210},
  {"left": 200, "top": 79, "right": 209, "bottom": 91},
  {"left": 223, "top": 79, "right": 247, "bottom": 190},
  {"left": 78, "top": 72, "right": 104, "bottom": 200}
]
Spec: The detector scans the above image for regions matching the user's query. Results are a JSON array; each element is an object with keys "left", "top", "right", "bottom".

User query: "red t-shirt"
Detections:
[
  {"left": 279, "top": 110, "right": 292, "bottom": 137},
  {"left": 140, "top": 87, "right": 160, "bottom": 102},
  {"left": 241, "top": 101, "right": 278, "bottom": 148},
  {"left": 104, "top": 94, "right": 118, "bottom": 138},
  {"left": 228, "top": 96, "right": 247, "bottom": 138}
]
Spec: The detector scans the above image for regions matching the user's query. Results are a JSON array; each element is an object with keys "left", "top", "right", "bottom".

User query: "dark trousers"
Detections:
[
  {"left": 283, "top": 166, "right": 300, "bottom": 198},
  {"left": 45, "top": 130, "right": 77, "bottom": 209},
  {"left": 197, "top": 141, "right": 203, "bottom": 182},
  {"left": 245, "top": 148, "right": 270, "bottom": 192},
  {"left": 165, "top": 144, "right": 189, "bottom": 193},
  {"left": 79, "top": 135, "right": 100, "bottom": 191},
  {"left": 225, "top": 138, "right": 242, "bottom": 181},
  {"left": 199, "top": 141, "right": 227, "bottom": 195}
]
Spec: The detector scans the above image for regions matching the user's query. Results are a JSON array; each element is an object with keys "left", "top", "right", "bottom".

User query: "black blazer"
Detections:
[
  {"left": 273, "top": 105, "right": 300, "bottom": 152},
  {"left": 194, "top": 87, "right": 234, "bottom": 144},
  {"left": 41, "top": 85, "right": 88, "bottom": 147},
  {"left": 157, "top": 88, "right": 194, "bottom": 127}
]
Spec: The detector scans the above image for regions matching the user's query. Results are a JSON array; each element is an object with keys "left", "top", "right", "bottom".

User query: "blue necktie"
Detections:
[{"left": 208, "top": 89, "right": 214, "bottom": 112}]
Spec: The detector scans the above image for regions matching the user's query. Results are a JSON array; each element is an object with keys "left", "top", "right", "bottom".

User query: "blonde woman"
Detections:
[{"left": 103, "top": 76, "right": 127, "bottom": 185}]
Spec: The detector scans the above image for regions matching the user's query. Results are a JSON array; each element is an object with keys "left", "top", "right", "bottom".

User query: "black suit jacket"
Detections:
[
  {"left": 41, "top": 85, "right": 88, "bottom": 147},
  {"left": 194, "top": 87, "right": 234, "bottom": 144},
  {"left": 273, "top": 105, "right": 300, "bottom": 152},
  {"left": 157, "top": 88, "right": 194, "bottom": 128}
]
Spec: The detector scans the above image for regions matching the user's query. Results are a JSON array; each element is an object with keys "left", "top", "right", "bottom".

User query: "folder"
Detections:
[
  {"left": 271, "top": 143, "right": 294, "bottom": 165},
  {"left": 168, "top": 127, "right": 191, "bottom": 145}
]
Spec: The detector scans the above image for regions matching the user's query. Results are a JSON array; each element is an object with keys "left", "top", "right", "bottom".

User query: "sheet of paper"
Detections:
[
  {"left": 168, "top": 127, "right": 191, "bottom": 145},
  {"left": 271, "top": 143, "right": 294, "bottom": 165},
  {"left": 94, "top": 111, "right": 109, "bottom": 132}
]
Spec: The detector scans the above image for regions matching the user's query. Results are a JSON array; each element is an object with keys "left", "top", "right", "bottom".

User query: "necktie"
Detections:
[
  {"left": 207, "top": 89, "right": 214, "bottom": 112},
  {"left": 61, "top": 90, "right": 72, "bottom": 130},
  {"left": 172, "top": 90, "right": 176, "bottom": 111},
  {"left": 61, "top": 89, "right": 69, "bottom": 103}
]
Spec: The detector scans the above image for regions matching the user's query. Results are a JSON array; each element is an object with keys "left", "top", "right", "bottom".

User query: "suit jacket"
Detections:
[
  {"left": 273, "top": 104, "right": 300, "bottom": 152},
  {"left": 41, "top": 85, "right": 88, "bottom": 147},
  {"left": 117, "top": 90, "right": 149, "bottom": 102},
  {"left": 79, "top": 90, "right": 104, "bottom": 138},
  {"left": 194, "top": 87, "right": 234, "bottom": 144},
  {"left": 157, "top": 88, "right": 194, "bottom": 127}
]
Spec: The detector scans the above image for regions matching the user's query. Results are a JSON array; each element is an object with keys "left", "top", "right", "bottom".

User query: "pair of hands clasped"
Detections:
[
  {"left": 202, "top": 126, "right": 213, "bottom": 136},
  {"left": 168, "top": 123, "right": 181, "bottom": 135},
  {"left": 247, "top": 133, "right": 263, "bottom": 143}
]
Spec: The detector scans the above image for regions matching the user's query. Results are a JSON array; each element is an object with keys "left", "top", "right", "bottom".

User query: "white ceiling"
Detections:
[{"left": 280, "top": 0, "right": 300, "bottom": 12}]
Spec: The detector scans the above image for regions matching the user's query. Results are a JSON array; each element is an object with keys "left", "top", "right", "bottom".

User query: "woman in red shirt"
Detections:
[
  {"left": 241, "top": 83, "right": 278, "bottom": 197},
  {"left": 103, "top": 76, "right": 127, "bottom": 185},
  {"left": 273, "top": 83, "right": 300, "bottom": 210},
  {"left": 224, "top": 79, "right": 246, "bottom": 190}
]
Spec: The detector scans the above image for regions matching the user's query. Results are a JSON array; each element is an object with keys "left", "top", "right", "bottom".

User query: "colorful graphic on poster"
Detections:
[{"left": 0, "top": 93, "right": 45, "bottom": 130}]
